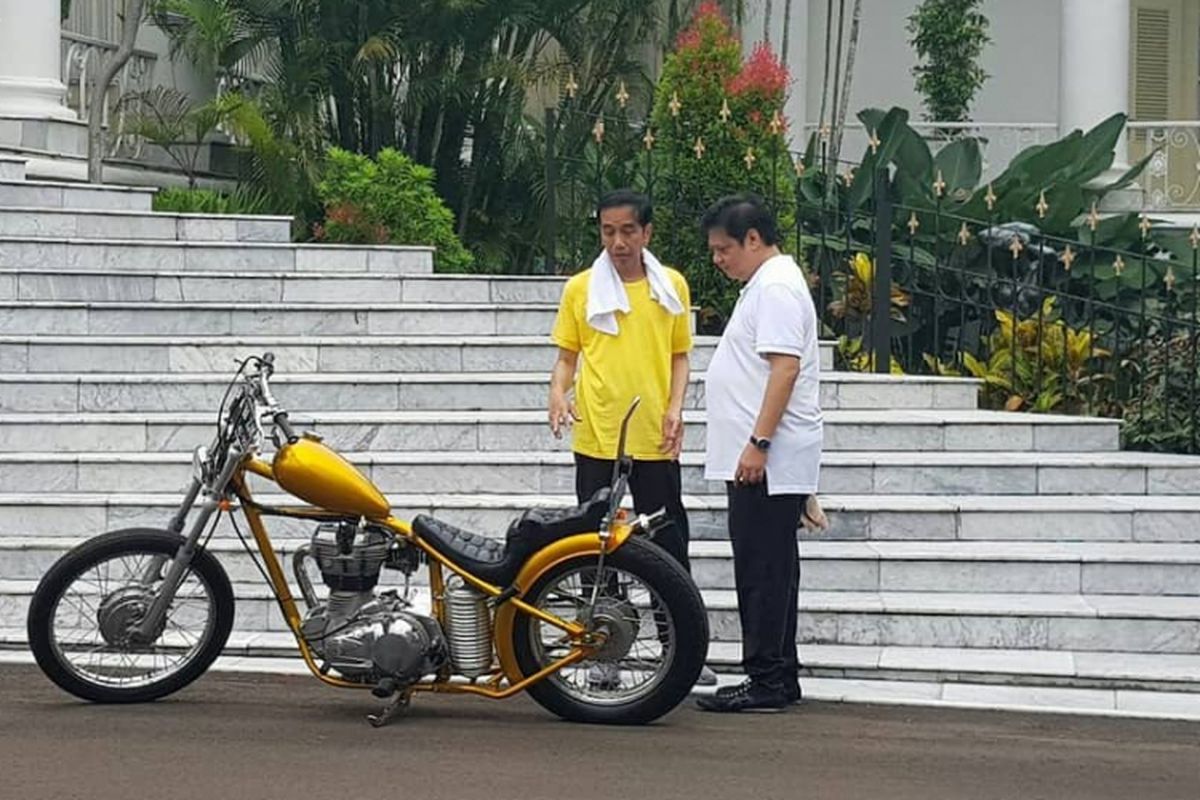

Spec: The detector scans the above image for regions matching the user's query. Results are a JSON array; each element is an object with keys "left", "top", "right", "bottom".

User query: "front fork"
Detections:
[{"left": 132, "top": 445, "right": 245, "bottom": 643}]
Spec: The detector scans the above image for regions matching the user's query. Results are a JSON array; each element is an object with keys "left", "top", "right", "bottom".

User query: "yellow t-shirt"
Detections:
[{"left": 551, "top": 268, "right": 693, "bottom": 461}]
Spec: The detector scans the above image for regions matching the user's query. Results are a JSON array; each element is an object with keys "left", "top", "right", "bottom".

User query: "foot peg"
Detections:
[{"left": 367, "top": 678, "right": 411, "bottom": 728}]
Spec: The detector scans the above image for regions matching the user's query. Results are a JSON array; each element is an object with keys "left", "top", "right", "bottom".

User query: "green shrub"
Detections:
[
  {"left": 649, "top": 3, "right": 794, "bottom": 330},
  {"left": 152, "top": 186, "right": 272, "bottom": 215},
  {"left": 317, "top": 148, "right": 474, "bottom": 272}
]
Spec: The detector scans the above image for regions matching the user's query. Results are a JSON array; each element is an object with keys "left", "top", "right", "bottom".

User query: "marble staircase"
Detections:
[{"left": 0, "top": 159, "right": 1198, "bottom": 720}]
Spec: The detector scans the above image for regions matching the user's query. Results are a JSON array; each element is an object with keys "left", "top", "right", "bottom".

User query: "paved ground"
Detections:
[{"left": 2, "top": 665, "right": 1197, "bottom": 800}]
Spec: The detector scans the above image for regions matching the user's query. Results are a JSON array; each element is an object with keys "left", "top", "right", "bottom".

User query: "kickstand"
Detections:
[{"left": 367, "top": 689, "right": 412, "bottom": 728}]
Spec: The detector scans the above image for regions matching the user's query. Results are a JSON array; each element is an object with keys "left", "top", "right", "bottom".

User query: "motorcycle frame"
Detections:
[{"left": 161, "top": 452, "right": 637, "bottom": 700}]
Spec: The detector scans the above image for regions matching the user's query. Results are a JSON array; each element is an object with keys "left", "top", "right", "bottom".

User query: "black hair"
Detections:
[
  {"left": 597, "top": 189, "right": 653, "bottom": 227},
  {"left": 700, "top": 193, "right": 779, "bottom": 246}
]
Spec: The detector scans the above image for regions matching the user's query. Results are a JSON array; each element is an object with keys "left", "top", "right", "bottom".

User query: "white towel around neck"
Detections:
[{"left": 586, "top": 248, "right": 685, "bottom": 336}]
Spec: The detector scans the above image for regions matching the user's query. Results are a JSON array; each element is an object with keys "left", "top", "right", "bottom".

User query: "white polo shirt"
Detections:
[{"left": 703, "top": 254, "right": 823, "bottom": 495}]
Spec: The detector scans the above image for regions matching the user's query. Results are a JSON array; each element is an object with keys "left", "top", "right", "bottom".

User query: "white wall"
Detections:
[
  {"left": 135, "top": 23, "right": 217, "bottom": 104},
  {"left": 743, "top": 0, "right": 1062, "bottom": 128}
]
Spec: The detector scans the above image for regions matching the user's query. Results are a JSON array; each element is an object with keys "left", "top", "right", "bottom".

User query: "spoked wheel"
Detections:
[
  {"left": 512, "top": 536, "right": 709, "bottom": 724},
  {"left": 27, "top": 529, "right": 234, "bottom": 703}
]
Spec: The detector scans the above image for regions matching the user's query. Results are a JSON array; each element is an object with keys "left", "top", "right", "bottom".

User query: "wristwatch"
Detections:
[{"left": 749, "top": 435, "right": 771, "bottom": 452}]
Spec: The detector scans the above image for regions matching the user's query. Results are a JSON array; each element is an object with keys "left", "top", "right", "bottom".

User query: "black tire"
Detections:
[
  {"left": 513, "top": 536, "right": 709, "bottom": 724},
  {"left": 27, "top": 528, "right": 235, "bottom": 704}
]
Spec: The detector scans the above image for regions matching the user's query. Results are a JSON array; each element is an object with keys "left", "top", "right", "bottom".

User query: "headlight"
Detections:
[{"left": 192, "top": 445, "right": 209, "bottom": 482}]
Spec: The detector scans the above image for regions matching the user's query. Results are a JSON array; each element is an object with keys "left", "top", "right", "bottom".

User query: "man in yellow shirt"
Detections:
[{"left": 548, "top": 189, "right": 716, "bottom": 687}]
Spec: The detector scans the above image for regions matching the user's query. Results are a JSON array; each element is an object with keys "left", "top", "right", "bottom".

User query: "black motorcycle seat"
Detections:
[{"left": 412, "top": 488, "right": 612, "bottom": 586}]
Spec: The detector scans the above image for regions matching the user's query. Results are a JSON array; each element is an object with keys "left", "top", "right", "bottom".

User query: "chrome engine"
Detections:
[{"left": 295, "top": 521, "right": 448, "bottom": 684}]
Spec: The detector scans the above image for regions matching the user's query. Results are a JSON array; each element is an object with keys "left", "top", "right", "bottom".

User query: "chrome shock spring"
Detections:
[{"left": 443, "top": 578, "right": 494, "bottom": 678}]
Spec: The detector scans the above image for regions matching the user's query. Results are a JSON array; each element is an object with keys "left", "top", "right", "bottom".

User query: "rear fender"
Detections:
[{"left": 493, "top": 524, "right": 635, "bottom": 681}]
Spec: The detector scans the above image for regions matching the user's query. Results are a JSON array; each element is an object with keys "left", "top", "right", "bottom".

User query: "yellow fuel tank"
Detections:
[{"left": 272, "top": 435, "right": 390, "bottom": 519}]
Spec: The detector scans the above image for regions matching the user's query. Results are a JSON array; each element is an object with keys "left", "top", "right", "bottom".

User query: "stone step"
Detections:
[
  {"left": 2, "top": 625, "right": 1198, "bottom": 700},
  {"left": 707, "top": 642, "right": 1200, "bottom": 693},
  {"left": 0, "top": 408, "right": 1120, "bottom": 455},
  {"left": 0, "top": 300, "right": 557, "bottom": 335},
  {"left": 0, "top": 157, "right": 24, "bottom": 181},
  {"left": 0, "top": 371, "right": 979, "bottom": 413},
  {"left": 0, "top": 491, "right": 1189, "bottom": 542},
  {"left": 691, "top": 540, "right": 1200, "bottom": 594},
  {"left": 5, "top": 623, "right": 1198, "bottom": 689},
  {"left": 6, "top": 536, "right": 1199, "bottom": 596},
  {"left": 0, "top": 334, "right": 747, "bottom": 374},
  {"left": 0, "top": 238, "right": 433, "bottom": 274},
  {"left": 5, "top": 449, "right": 1191, "bottom": 497},
  {"left": 0, "top": 208, "right": 292, "bottom": 243},
  {"left": 5, "top": 578, "right": 1197, "bottom": 653},
  {"left": 0, "top": 179, "right": 155, "bottom": 211},
  {"left": 0, "top": 270, "right": 568, "bottom": 304}
]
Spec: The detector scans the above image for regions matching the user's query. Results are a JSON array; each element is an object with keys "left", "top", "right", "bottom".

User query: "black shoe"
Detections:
[
  {"left": 697, "top": 680, "right": 788, "bottom": 713},
  {"left": 714, "top": 677, "right": 751, "bottom": 699},
  {"left": 717, "top": 677, "right": 802, "bottom": 704}
]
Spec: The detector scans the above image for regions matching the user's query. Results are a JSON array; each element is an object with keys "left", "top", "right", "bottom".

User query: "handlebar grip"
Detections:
[{"left": 274, "top": 411, "right": 298, "bottom": 443}]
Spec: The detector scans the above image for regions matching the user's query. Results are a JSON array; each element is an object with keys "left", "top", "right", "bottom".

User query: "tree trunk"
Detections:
[
  {"left": 781, "top": 0, "right": 793, "bottom": 71},
  {"left": 87, "top": 0, "right": 146, "bottom": 183},
  {"left": 816, "top": 0, "right": 834, "bottom": 145},
  {"left": 830, "top": 0, "right": 862, "bottom": 167},
  {"left": 762, "top": 0, "right": 773, "bottom": 43}
]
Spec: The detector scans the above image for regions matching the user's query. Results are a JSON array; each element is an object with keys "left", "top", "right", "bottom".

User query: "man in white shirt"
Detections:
[{"left": 695, "top": 195, "right": 822, "bottom": 713}]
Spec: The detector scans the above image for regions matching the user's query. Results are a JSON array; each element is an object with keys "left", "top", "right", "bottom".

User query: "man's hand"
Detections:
[
  {"left": 660, "top": 407, "right": 684, "bottom": 458},
  {"left": 734, "top": 443, "right": 767, "bottom": 485},
  {"left": 548, "top": 391, "right": 580, "bottom": 439}
]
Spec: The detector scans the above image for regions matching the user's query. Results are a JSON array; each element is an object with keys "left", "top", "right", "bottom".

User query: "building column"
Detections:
[
  {"left": 1059, "top": 0, "right": 1130, "bottom": 162},
  {"left": 0, "top": 0, "right": 76, "bottom": 119}
]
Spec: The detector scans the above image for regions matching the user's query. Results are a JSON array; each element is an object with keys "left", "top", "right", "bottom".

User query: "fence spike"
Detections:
[
  {"left": 1060, "top": 245, "right": 1076, "bottom": 271},
  {"left": 669, "top": 92, "right": 682, "bottom": 117}
]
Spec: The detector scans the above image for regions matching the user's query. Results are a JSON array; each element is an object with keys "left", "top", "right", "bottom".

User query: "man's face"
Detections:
[
  {"left": 707, "top": 227, "right": 761, "bottom": 282},
  {"left": 599, "top": 205, "right": 652, "bottom": 271}
]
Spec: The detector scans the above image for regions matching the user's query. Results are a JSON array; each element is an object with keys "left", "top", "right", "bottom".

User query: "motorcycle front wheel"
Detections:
[
  {"left": 27, "top": 528, "right": 235, "bottom": 703},
  {"left": 512, "top": 535, "right": 709, "bottom": 724}
]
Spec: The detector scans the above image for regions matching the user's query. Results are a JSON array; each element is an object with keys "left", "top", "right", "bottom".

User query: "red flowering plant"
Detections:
[
  {"left": 313, "top": 202, "right": 391, "bottom": 245},
  {"left": 647, "top": 4, "right": 796, "bottom": 330}
]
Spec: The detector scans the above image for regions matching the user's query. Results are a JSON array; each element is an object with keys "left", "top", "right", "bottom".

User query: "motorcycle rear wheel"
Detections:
[
  {"left": 512, "top": 536, "right": 709, "bottom": 724},
  {"left": 27, "top": 528, "right": 235, "bottom": 703}
]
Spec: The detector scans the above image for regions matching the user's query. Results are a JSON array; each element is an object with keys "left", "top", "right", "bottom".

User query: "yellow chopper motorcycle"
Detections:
[{"left": 26, "top": 354, "right": 709, "bottom": 726}]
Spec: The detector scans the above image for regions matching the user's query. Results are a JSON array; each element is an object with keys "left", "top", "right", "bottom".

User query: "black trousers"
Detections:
[
  {"left": 727, "top": 479, "right": 805, "bottom": 688},
  {"left": 574, "top": 453, "right": 690, "bottom": 573}
]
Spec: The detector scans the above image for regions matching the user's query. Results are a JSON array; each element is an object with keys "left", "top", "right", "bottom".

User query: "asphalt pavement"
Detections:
[{"left": 1, "top": 665, "right": 1197, "bottom": 800}]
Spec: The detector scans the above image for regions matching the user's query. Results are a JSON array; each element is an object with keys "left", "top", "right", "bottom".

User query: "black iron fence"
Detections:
[{"left": 543, "top": 104, "right": 1200, "bottom": 454}]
